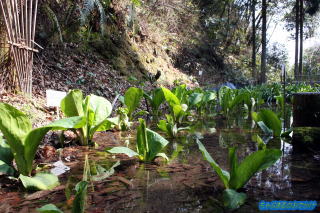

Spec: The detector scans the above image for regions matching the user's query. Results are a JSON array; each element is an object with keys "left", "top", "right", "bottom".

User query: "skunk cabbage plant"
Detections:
[
  {"left": 107, "top": 119, "right": 169, "bottom": 161},
  {"left": 61, "top": 90, "right": 113, "bottom": 145},
  {"left": 197, "top": 139, "right": 281, "bottom": 209},
  {"left": 0, "top": 103, "right": 84, "bottom": 190}
]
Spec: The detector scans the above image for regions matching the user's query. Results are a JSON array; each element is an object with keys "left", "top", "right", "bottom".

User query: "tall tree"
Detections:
[
  {"left": 252, "top": 0, "right": 257, "bottom": 82},
  {"left": 294, "top": 0, "right": 300, "bottom": 80},
  {"left": 260, "top": 0, "right": 267, "bottom": 83},
  {"left": 298, "top": 0, "right": 304, "bottom": 76}
]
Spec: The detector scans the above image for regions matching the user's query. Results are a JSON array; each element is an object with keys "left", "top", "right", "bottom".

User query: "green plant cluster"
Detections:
[{"left": 0, "top": 83, "right": 290, "bottom": 210}]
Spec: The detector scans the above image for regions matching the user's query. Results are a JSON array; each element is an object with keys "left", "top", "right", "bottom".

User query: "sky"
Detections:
[{"left": 268, "top": 12, "right": 320, "bottom": 67}]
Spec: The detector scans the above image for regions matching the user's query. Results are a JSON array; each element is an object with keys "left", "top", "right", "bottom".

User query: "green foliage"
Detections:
[
  {"left": 161, "top": 87, "right": 187, "bottom": 124},
  {"left": 196, "top": 139, "right": 281, "bottom": 209},
  {"left": 61, "top": 90, "right": 113, "bottom": 145},
  {"left": 37, "top": 204, "right": 64, "bottom": 213},
  {"left": 72, "top": 181, "right": 88, "bottom": 213},
  {"left": 20, "top": 173, "right": 60, "bottom": 191},
  {"left": 124, "top": 87, "right": 144, "bottom": 120},
  {"left": 107, "top": 119, "right": 169, "bottom": 161},
  {"left": 223, "top": 189, "right": 247, "bottom": 209},
  {"left": 0, "top": 103, "right": 84, "bottom": 176},
  {"left": 157, "top": 115, "right": 189, "bottom": 138},
  {"left": 143, "top": 88, "right": 165, "bottom": 120},
  {"left": 114, "top": 107, "right": 131, "bottom": 131},
  {"left": 252, "top": 109, "right": 282, "bottom": 137}
]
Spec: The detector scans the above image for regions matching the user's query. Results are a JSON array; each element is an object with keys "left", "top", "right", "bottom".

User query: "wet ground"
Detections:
[{"left": 0, "top": 112, "right": 320, "bottom": 213}]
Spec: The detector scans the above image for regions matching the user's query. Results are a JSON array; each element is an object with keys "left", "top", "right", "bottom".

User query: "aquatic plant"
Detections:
[
  {"left": 37, "top": 180, "right": 88, "bottom": 213},
  {"left": 61, "top": 89, "right": 114, "bottom": 145},
  {"left": 0, "top": 103, "right": 84, "bottom": 189},
  {"left": 124, "top": 87, "right": 144, "bottom": 120},
  {"left": 143, "top": 87, "right": 164, "bottom": 120},
  {"left": 197, "top": 139, "right": 281, "bottom": 209},
  {"left": 107, "top": 119, "right": 169, "bottom": 161},
  {"left": 252, "top": 109, "right": 282, "bottom": 137},
  {"left": 161, "top": 87, "right": 188, "bottom": 125},
  {"left": 157, "top": 115, "right": 190, "bottom": 138}
]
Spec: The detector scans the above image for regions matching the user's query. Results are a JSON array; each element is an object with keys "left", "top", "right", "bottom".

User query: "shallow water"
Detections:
[{"left": 1, "top": 111, "right": 320, "bottom": 213}]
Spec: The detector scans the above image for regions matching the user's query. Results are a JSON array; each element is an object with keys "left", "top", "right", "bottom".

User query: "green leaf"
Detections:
[
  {"left": 20, "top": 173, "right": 60, "bottom": 191},
  {"left": 223, "top": 189, "right": 247, "bottom": 209},
  {"left": 124, "top": 87, "right": 144, "bottom": 118},
  {"left": 91, "top": 161, "right": 120, "bottom": 182},
  {"left": 196, "top": 139, "right": 230, "bottom": 188},
  {"left": 161, "top": 87, "right": 180, "bottom": 107},
  {"left": 36, "top": 204, "right": 63, "bottom": 213},
  {"left": 24, "top": 116, "right": 85, "bottom": 175},
  {"left": 229, "top": 149, "right": 282, "bottom": 189},
  {"left": 257, "top": 121, "right": 273, "bottom": 135},
  {"left": 0, "top": 137, "right": 14, "bottom": 165},
  {"left": 252, "top": 135, "right": 267, "bottom": 150},
  {"left": 60, "top": 90, "right": 84, "bottom": 117},
  {"left": 72, "top": 181, "right": 88, "bottom": 213},
  {"left": 202, "top": 91, "right": 216, "bottom": 103},
  {"left": 0, "top": 103, "right": 30, "bottom": 175},
  {"left": 86, "top": 94, "right": 112, "bottom": 127},
  {"left": 189, "top": 93, "right": 203, "bottom": 106},
  {"left": 156, "top": 153, "right": 169, "bottom": 161},
  {"left": 107, "top": 147, "right": 139, "bottom": 158},
  {"left": 228, "top": 147, "right": 238, "bottom": 180},
  {"left": 0, "top": 160, "right": 15, "bottom": 176},
  {"left": 145, "top": 128, "right": 169, "bottom": 161},
  {"left": 253, "top": 109, "right": 281, "bottom": 137},
  {"left": 136, "top": 119, "right": 148, "bottom": 159},
  {"left": 151, "top": 88, "right": 165, "bottom": 110}
]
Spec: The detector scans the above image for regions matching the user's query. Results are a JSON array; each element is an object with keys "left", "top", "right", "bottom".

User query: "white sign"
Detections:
[
  {"left": 199, "top": 70, "right": 203, "bottom": 76},
  {"left": 46, "top": 89, "right": 67, "bottom": 107}
]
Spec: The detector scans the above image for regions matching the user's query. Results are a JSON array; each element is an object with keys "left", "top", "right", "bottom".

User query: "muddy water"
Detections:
[{"left": 1, "top": 115, "right": 320, "bottom": 213}]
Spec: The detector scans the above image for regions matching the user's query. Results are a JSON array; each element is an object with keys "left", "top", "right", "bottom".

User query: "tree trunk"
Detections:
[
  {"left": 299, "top": 0, "right": 304, "bottom": 76},
  {"left": 294, "top": 0, "right": 300, "bottom": 80},
  {"left": 260, "top": 0, "right": 267, "bottom": 83},
  {"left": 252, "top": 0, "right": 256, "bottom": 82}
]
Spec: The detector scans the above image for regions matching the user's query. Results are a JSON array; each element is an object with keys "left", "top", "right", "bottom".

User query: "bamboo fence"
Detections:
[{"left": 0, "top": 0, "right": 40, "bottom": 95}]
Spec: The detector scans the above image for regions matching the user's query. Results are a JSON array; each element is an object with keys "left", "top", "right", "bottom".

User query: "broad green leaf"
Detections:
[
  {"left": 145, "top": 128, "right": 169, "bottom": 161},
  {"left": 189, "top": 93, "right": 203, "bottom": 106},
  {"left": 161, "top": 87, "right": 180, "bottom": 107},
  {"left": 60, "top": 90, "right": 84, "bottom": 117},
  {"left": 91, "top": 161, "right": 120, "bottom": 182},
  {"left": 223, "top": 189, "right": 247, "bottom": 209},
  {"left": 0, "top": 103, "right": 31, "bottom": 175},
  {"left": 107, "top": 147, "right": 139, "bottom": 158},
  {"left": 20, "top": 173, "right": 60, "bottom": 191},
  {"left": 86, "top": 95, "right": 112, "bottom": 127},
  {"left": 196, "top": 140, "right": 230, "bottom": 188},
  {"left": 0, "top": 160, "right": 15, "bottom": 176},
  {"left": 124, "top": 87, "right": 143, "bottom": 118},
  {"left": 202, "top": 92, "right": 216, "bottom": 103},
  {"left": 0, "top": 137, "right": 14, "bottom": 165},
  {"left": 151, "top": 88, "right": 165, "bottom": 110},
  {"left": 36, "top": 204, "right": 63, "bottom": 213},
  {"left": 173, "top": 84, "right": 187, "bottom": 103},
  {"left": 157, "top": 120, "right": 169, "bottom": 133},
  {"left": 72, "top": 181, "right": 88, "bottom": 213},
  {"left": 253, "top": 109, "right": 281, "bottom": 137},
  {"left": 229, "top": 149, "right": 282, "bottom": 189},
  {"left": 24, "top": 116, "right": 85, "bottom": 175}
]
